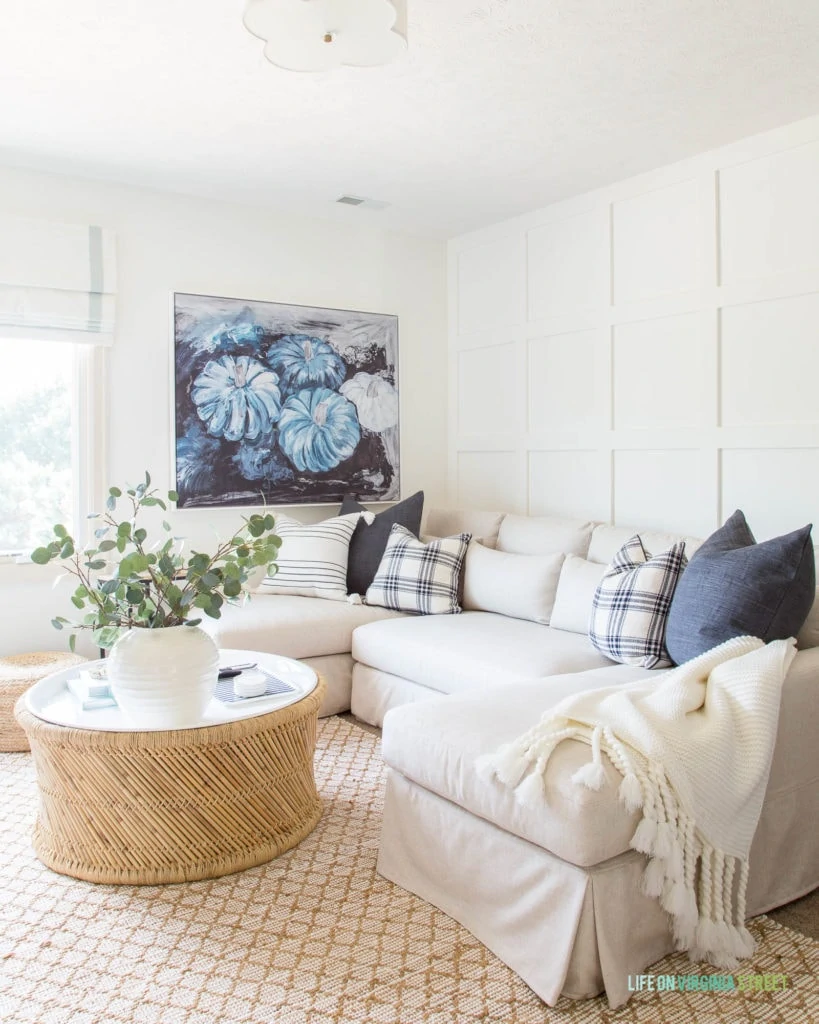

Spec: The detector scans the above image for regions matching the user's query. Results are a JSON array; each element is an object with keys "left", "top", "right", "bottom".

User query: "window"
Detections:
[{"left": 0, "top": 339, "right": 104, "bottom": 558}]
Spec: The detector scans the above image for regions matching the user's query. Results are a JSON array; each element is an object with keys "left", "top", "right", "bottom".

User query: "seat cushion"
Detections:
[
  {"left": 352, "top": 612, "right": 615, "bottom": 694},
  {"left": 200, "top": 595, "right": 403, "bottom": 659},
  {"left": 381, "top": 666, "right": 655, "bottom": 867}
]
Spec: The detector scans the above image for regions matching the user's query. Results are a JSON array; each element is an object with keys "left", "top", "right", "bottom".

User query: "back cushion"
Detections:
[
  {"left": 588, "top": 524, "right": 702, "bottom": 564},
  {"left": 550, "top": 556, "right": 607, "bottom": 634},
  {"left": 496, "top": 515, "right": 596, "bottom": 557},
  {"left": 462, "top": 543, "right": 565, "bottom": 625},
  {"left": 425, "top": 508, "right": 505, "bottom": 549}
]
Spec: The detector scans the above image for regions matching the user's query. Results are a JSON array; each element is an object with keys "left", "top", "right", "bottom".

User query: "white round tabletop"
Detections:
[{"left": 23, "top": 649, "right": 318, "bottom": 732}]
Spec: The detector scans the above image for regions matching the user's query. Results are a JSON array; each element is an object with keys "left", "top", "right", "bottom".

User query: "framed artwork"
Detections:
[{"left": 172, "top": 292, "right": 400, "bottom": 509}]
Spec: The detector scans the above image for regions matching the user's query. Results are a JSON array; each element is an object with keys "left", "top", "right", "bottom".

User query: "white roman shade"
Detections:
[{"left": 0, "top": 214, "right": 116, "bottom": 345}]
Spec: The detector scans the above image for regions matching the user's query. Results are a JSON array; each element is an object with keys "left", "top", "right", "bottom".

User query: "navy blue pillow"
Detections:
[
  {"left": 665, "top": 510, "right": 815, "bottom": 665},
  {"left": 340, "top": 491, "right": 424, "bottom": 596}
]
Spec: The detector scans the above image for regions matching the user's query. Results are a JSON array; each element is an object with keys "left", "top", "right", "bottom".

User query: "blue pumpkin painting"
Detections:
[{"left": 173, "top": 293, "right": 400, "bottom": 508}]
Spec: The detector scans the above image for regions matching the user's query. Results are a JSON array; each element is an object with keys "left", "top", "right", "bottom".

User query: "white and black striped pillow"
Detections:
[
  {"left": 365, "top": 524, "right": 471, "bottom": 615},
  {"left": 588, "top": 535, "right": 687, "bottom": 669},
  {"left": 258, "top": 512, "right": 370, "bottom": 601}
]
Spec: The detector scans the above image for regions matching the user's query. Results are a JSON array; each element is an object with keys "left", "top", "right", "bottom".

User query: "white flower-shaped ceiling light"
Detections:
[{"left": 243, "top": 0, "right": 408, "bottom": 73}]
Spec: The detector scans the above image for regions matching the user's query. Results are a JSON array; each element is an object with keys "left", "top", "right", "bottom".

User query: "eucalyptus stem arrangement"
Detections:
[{"left": 31, "top": 472, "right": 280, "bottom": 651}]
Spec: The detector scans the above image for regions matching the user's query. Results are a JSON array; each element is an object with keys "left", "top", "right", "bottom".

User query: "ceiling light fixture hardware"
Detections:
[{"left": 243, "top": 0, "right": 408, "bottom": 73}]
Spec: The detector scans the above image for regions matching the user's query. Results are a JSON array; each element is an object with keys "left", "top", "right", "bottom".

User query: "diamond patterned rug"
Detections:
[{"left": 1, "top": 716, "right": 818, "bottom": 1023}]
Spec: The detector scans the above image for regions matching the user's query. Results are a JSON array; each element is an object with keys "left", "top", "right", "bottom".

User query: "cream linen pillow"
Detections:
[
  {"left": 550, "top": 555, "right": 607, "bottom": 634},
  {"left": 462, "top": 542, "right": 565, "bottom": 625}
]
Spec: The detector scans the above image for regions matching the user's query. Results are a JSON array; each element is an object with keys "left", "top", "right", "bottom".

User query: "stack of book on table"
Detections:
[{"left": 67, "top": 667, "right": 117, "bottom": 710}]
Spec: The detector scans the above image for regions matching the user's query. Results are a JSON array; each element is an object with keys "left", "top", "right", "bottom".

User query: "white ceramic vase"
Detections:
[{"left": 107, "top": 624, "right": 219, "bottom": 729}]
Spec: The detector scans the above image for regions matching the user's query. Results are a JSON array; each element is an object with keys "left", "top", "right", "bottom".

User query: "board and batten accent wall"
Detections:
[{"left": 448, "top": 113, "right": 819, "bottom": 542}]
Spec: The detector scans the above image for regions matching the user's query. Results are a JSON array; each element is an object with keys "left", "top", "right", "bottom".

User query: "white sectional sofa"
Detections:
[{"left": 204, "top": 506, "right": 819, "bottom": 1007}]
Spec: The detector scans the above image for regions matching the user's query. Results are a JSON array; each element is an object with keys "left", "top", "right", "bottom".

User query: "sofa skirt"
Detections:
[{"left": 378, "top": 769, "right": 819, "bottom": 1008}]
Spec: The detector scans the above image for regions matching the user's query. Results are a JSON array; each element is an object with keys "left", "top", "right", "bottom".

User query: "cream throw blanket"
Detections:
[{"left": 477, "top": 636, "right": 797, "bottom": 968}]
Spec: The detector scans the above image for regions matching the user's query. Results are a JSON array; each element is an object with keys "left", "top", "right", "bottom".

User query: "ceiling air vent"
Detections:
[{"left": 335, "top": 195, "right": 391, "bottom": 210}]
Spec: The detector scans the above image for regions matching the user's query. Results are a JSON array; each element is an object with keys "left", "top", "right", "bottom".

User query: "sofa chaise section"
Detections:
[{"left": 376, "top": 647, "right": 819, "bottom": 1006}]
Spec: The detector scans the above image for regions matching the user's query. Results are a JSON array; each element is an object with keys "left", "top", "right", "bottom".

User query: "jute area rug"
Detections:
[{"left": 1, "top": 717, "right": 817, "bottom": 1024}]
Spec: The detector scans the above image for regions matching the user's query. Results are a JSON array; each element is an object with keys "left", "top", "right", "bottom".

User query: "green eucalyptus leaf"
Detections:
[
  {"left": 31, "top": 547, "right": 52, "bottom": 565},
  {"left": 117, "top": 522, "right": 131, "bottom": 538},
  {"left": 94, "top": 526, "right": 109, "bottom": 539},
  {"left": 134, "top": 528, "right": 147, "bottom": 545},
  {"left": 53, "top": 524, "right": 67, "bottom": 538},
  {"left": 100, "top": 579, "right": 119, "bottom": 595},
  {"left": 116, "top": 537, "right": 126, "bottom": 554},
  {"left": 168, "top": 490, "right": 179, "bottom": 502},
  {"left": 86, "top": 560, "right": 106, "bottom": 571},
  {"left": 106, "top": 495, "right": 116, "bottom": 512},
  {"left": 98, "top": 540, "right": 117, "bottom": 552},
  {"left": 71, "top": 595, "right": 84, "bottom": 609},
  {"left": 68, "top": 634, "right": 77, "bottom": 653},
  {"left": 162, "top": 520, "right": 172, "bottom": 532},
  {"left": 223, "top": 578, "right": 241, "bottom": 598},
  {"left": 145, "top": 471, "right": 151, "bottom": 488},
  {"left": 185, "top": 618, "right": 202, "bottom": 627},
  {"left": 60, "top": 541, "right": 75, "bottom": 559},
  {"left": 126, "top": 586, "right": 144, "bottom": 605},
  {"left": 109, "top": 486, "right": 122, "bottom": 497},
  {"left": 51, "top": 618, "right": 64, "bottom": 630}
]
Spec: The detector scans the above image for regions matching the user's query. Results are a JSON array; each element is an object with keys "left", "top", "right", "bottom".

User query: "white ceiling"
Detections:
[{"left": 2, "top": 1, "right": 819, "bottom": 238}]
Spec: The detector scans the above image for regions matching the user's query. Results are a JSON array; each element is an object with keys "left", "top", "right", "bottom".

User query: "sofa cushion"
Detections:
[
  {"left": 496, "top": 514, "right": 596, "bottom": 558},
  {"left": 352, "top": 612, "right": 614, "bottom": 694},
  {"left": 381, "top": 666, "right": 655, "bottom": 867},
  {"left": 587, "top": 524, "right": 702, "bottom": 565},
  {"left": 200, "top": 594, "right": 403, "bottom": 659},
  {"left": 589, "top": 536, "right": 687, "bottom": 669},
  {"left": 462, "top": 543, "right": 565, "bottom": 624},
  {"left": 550, "top": 556, "right": 607, "bottom": 634},
  {"left": 341, "top": 491, "right": 425, "bottom": 596},
  {"left": 365, "top": 525, "right": 471, "bottom": 615},
  {"left": 257, "top": 511, "right": 365, "bottom": 600},
  {"left": 666, "top": 510, "right": 815, "bottom": 665},
  {"left": 425, "top": 508, "right": 504, "bottom": 548}
]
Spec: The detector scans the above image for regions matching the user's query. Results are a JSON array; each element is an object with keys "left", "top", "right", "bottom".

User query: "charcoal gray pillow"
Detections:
[
  {"left": 340, "top": 491, "right": 424, "bottom": 595},
  {"left": 665, "top": 510, "right": 815, "bottom": 664}
]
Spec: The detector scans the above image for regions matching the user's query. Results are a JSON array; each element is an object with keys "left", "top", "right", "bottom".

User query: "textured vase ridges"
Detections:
[{"left": 107, "top": 624, "right": 219, "bottom": 729}]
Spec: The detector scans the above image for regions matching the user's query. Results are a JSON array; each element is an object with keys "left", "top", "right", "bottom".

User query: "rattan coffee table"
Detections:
[{"left": 15, "top": 650, "right": 326, "bottom": 885}]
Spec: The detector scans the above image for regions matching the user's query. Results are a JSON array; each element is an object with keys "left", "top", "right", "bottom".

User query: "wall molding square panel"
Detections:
[
  {"left": 457, "top": 235, "right": 525, "bottom": 336},
  {"left": 450, "top": 115, "right": 819, "bottom": 541},
  {"left": 612, "top": 178, "right": 701, "bottom": 304},
  {"left": 458, "top": 342, "right": 519, "bottom": 436},
  {"left": 614, "top": 449, "right": 716, "bottom": 538},
  {"left": 457, "top": 451, "right": 523, "bottom": 513},
  {"left": 721, "top": 292, "right": 819, "bottom": 428},
  {"left": 527, "top": 209, "right": 609, "bottom": 320},
  {"left": 613, "top": 312, "right": 713, "bottom": 430},
  {"left": 529, "top": 450, "right": 611, "bottom": 522},
  {"left": 527, "top": 330, "right": 606, "bottom": 433},
  {"left": 719, "top": 139, "right": 819, "bottom": 284},
  {"left": 721, "top": 448, "right": 819, "bottom": 542}
]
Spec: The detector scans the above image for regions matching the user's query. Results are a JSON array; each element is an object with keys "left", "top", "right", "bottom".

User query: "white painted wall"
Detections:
[
  {"left": 449, "top": 113, "right": 819, "bottom": 542},
  {"left": 0, "top": 166, "right": 447, "bottom": 656}
]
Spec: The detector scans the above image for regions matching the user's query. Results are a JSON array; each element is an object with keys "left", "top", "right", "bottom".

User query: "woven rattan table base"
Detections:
[{"left": 14, "top": 676, "right": 325, "bottom": 885}]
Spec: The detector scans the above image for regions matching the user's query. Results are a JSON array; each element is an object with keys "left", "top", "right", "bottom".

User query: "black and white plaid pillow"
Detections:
[
  {"left": 365, "top": 525, "right": 471, "bottom": 615},
  {"left": 589, "top": 535, "right": 687, "bottom": 668}
]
